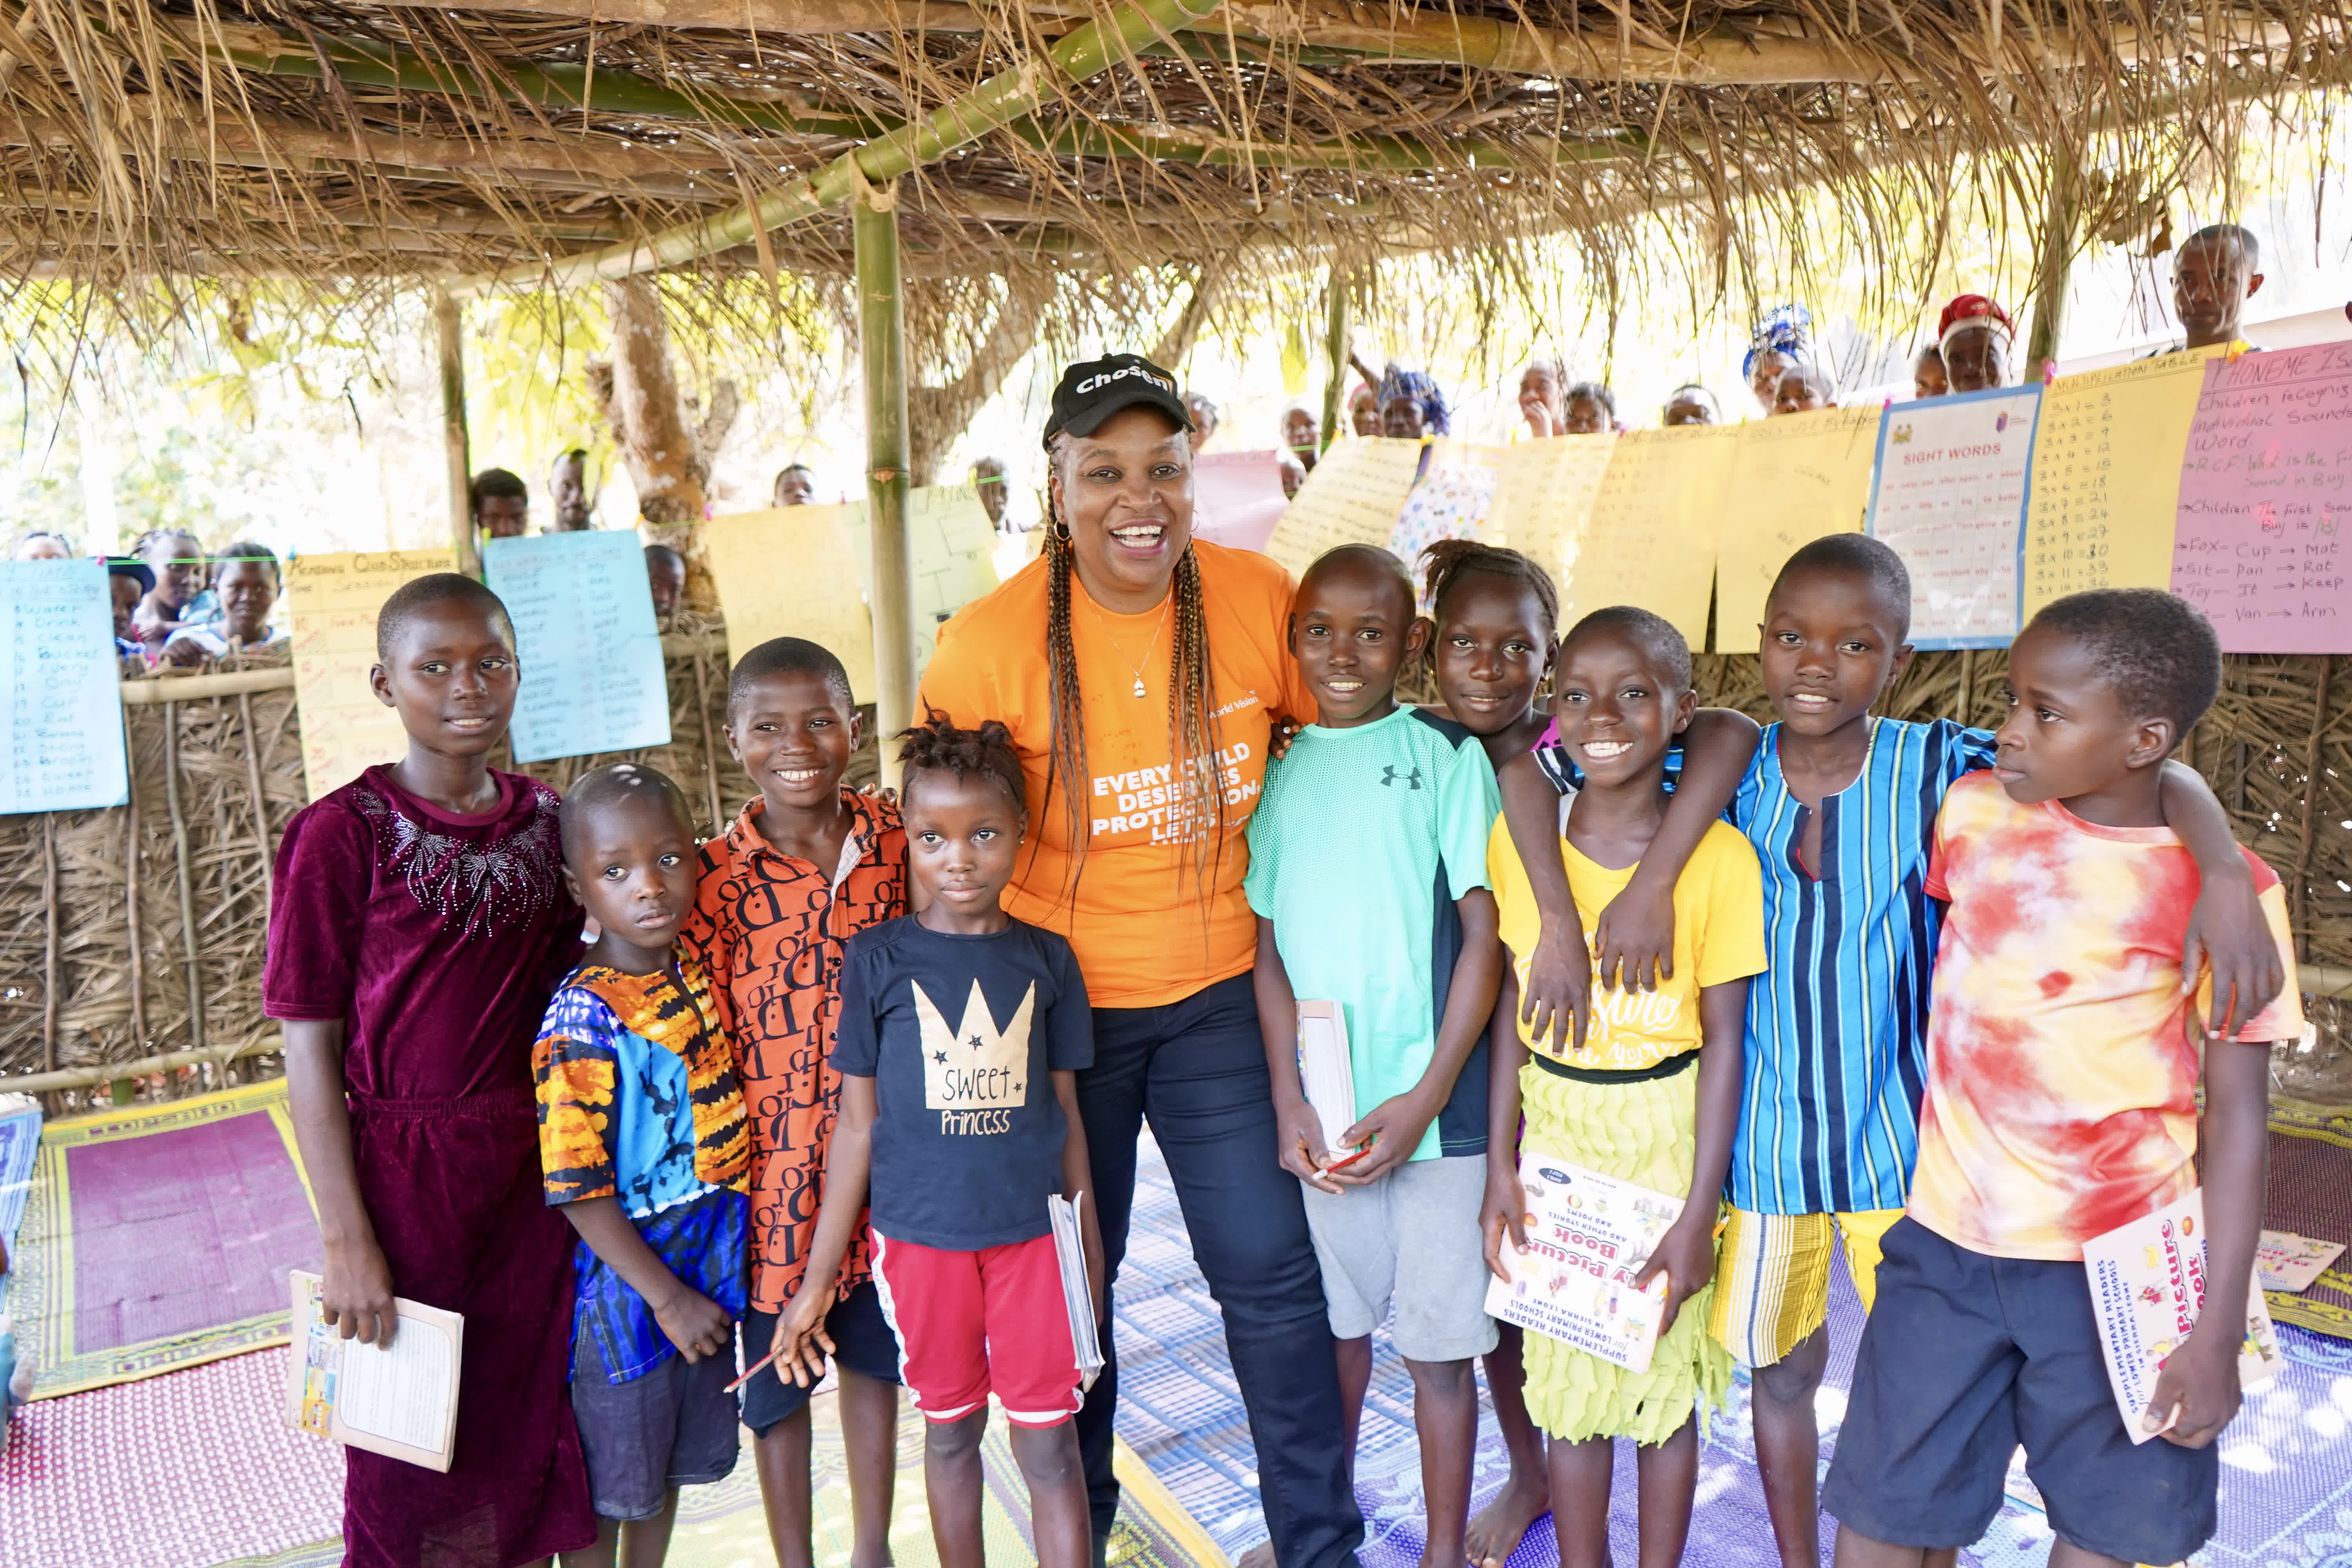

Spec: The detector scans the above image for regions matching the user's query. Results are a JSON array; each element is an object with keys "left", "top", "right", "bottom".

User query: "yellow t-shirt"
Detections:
[
  {"left": 1487, "top": 810, "right": 1768, "bottom": 1071},
  {"left": 918, "top": 541, "right": 1310, "bottom": 1008}
]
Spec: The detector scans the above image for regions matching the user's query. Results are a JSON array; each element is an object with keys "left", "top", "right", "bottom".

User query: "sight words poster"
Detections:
[{"left": 1867, "top": 383, "right": 2042, "bottom": 647}]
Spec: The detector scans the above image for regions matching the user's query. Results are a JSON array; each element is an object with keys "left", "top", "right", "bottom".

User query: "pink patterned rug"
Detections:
[{"left": 1, "top": 1346, "right": 343, "bottom": 1568}]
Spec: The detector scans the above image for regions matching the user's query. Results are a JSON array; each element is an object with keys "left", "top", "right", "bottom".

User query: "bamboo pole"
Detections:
[
  {"left": 453, "top": 0, "right": 1226, "bottom": 293},
  {"left": 118, "top": 666, "right": 295, "bottom": 703},
  {"left": 2023, "top": 153, "right": 2080, "bottom": 379},
  {"left": 1320, "top": 267, "right": 1349, "bottom": 454},
  {"left": 690, "top": 648, "right": 726, "bottom": 837},
  {"left": 2292, "top": 655, "right": 2332, "bottom": 961},
  {"left": 238, "top": 690, "right": 275, "bottom": 901},
  {"left": 162, "top": 710, "right": 208, "bottom": 1051},
  {"left": 14, "top": 1036, "right": 285, "bottom": 1099},
  {"left": 42, "top": 814, "right": 59, "bottom": 1074},
  {"left": 857, "top": 180, "right": 916, "bottom": 797},
  {"left": 122, "top": 717, "right": 149, "bottom": 1051},
  {"left": 435, "top": 287, "right": 479, "bottom": 578}
]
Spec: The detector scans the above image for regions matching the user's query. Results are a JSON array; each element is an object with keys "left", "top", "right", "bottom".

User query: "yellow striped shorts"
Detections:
[{"left": 1706, "top": 1205, "right": 1905, "bottom": 1367}]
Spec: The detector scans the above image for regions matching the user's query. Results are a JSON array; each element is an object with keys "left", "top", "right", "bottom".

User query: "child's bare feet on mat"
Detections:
[
  {"left": 1238, "top": 1541, "right": 1277, "bottom": 1568},
  {"left": 1465, "top": 1470, "right": 1551, "bottom": 1567}
]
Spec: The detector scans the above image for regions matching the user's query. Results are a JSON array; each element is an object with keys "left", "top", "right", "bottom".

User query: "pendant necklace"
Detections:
[{"left": 1083, "top": 590, "right": 1171, "bottom": 699}]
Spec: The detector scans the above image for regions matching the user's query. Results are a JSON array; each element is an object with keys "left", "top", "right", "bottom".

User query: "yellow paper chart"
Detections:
[
  {"left": 1565, "top": 425, "right": 1741, "bottom": 645},
  {"left": 1488, "top": 434, "right": 1619, "bottom": 582},
  {"left": 286, "top": 550, "right": 456, "bottom": 800},
  {"left": 847, "top": 485, "right": 1002, "bottom": 681},
  {"left": 1714, "top": 407, "right": 1883, "bottom": 653},
  {"left": 705, "top": 505, "right": 877, "bottom": 696},
  {"left": 2020, "top": 347, "right": 2223, "bottom": 619},
  {"left": 1261, "top": 437, "right": 1425, "bottom": 578}
]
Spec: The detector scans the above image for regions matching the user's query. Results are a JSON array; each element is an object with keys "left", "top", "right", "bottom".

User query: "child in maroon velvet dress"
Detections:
[{"left": 264, "top": 573, "right": 595, "bottom": 1568}]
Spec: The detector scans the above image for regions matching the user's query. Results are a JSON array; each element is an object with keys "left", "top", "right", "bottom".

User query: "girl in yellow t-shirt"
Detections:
[{"left": 1482, "top": 606, "right": 1767, "bottom": 1568}]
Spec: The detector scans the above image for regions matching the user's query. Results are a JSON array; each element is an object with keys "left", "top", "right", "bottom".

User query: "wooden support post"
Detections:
[
  {"left": 435, "top": 287, "right": 479, "bottom": 576},
  {"left": 42, "top": 814, "right": 59, "bottom": 1074},
  {"left": 1319, "top": 267, "right": 1349, "bottom": 453},
  {"left": 163, "top": 708, "right": 207, "bottom": 1051},
  {"left": 2023, "top": 154, "right": 2080, "bottom": 379},
  {"left": 856, "top": 180, "right": 916, "bottom": 796}
]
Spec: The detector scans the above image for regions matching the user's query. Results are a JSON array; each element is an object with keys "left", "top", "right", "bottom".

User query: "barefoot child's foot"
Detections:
[
  {"left": 1238, "top": 1541, "right": 1278, "bottom": 1568},
  {"left": 1464, "top": 1470, "right": 1552, "bottom": 1568}
]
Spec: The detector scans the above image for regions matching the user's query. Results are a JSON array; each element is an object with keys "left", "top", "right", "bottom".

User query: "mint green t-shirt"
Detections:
[{"left": 1244, "top": 705, "right": 1501, "bottom": 1161}]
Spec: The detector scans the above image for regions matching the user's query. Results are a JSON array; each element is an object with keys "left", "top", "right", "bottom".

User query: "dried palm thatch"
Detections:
[
  {"left": 4, "top": 639, "right": 2345, "bottom": 1112},
  {"left": 0, "top": 0, "right": 2345, "bottom": 340}
]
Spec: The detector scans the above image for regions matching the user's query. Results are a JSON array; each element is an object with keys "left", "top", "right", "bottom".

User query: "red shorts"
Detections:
[{"left": 868, "top": 1231, "right": 1084, "bottom": 1429}]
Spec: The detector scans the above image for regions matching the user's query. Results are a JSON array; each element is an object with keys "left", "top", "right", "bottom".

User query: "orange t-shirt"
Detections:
[{"left": 918, "top": 541, "right": 1308, "bottom": 1008}]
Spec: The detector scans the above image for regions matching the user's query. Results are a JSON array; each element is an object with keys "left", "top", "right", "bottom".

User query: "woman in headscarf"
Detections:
[
  {"left": 1377, "top": 363, "right": 1452, "bottom": 440},
  {"left": 1743, "top": 304, "right": 1816, "bottom": 412}
]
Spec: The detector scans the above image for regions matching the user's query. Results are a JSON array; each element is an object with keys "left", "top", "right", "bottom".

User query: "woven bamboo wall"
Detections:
[{"left": 1, "top": 644, "right": 2342, "bottom": 1107}]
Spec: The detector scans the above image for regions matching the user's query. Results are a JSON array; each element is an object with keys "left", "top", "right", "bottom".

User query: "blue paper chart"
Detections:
[
  {"left": 483, "top": 531, "right": 672, "bottom": 765},
  {"left": 0, "top": 559, "right": 131, "bottom": 814}
]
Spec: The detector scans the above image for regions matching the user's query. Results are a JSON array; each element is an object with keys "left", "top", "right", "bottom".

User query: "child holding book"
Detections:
[
  {"left": 264, "top": 573, "right": 593, "bottom": 1566},
  {"left": 779, "top": 716, "right": 1103, "bottom": 1568},
  {"left": 1502, "top": 535, "right": 2283, "bottom": 1568},
  {"left": 1483, "top": 606, "right": 1764, "bottom": 1568},
  {"left": 536, "top": 763, "right": 751, "bottom": 1568},
  {"left": 1249, "top": 543, "right": 1503, "bottom": 1568},
  {"left": 1824, "top": 590, "right": 2304, "bottom": 1568},
  {"left": 679, "top": 636, "right": 905, "bottom": 1568}
]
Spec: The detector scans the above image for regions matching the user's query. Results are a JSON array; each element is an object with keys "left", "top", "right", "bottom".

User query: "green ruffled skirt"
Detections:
[{"left": 1515, "top": 1059, "right": 1732, "bottom": 1446}]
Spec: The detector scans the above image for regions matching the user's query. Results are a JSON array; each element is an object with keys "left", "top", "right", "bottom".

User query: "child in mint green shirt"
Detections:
[{"left": 1245, "top": 543, "right": 1503, "bottom": 1568}]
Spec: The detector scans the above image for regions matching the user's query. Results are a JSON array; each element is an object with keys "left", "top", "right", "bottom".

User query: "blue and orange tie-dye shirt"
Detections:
[{"left": 534, "top": 956, "right": 751, "bottom": 1383}]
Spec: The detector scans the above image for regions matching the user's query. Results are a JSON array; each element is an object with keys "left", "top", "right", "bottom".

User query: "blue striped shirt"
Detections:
[{"left": 1728, "top": 718, "right": 1995, "bottom": 1214}]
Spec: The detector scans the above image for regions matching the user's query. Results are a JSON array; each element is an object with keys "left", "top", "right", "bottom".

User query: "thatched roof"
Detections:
[{"left": 0, "top": 0, "right": 2343, "bottom": 311}]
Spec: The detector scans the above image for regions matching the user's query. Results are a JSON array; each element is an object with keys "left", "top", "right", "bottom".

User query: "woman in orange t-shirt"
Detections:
[{"left": 919, "top": 354, "right": 1363, "bottom": 1568}]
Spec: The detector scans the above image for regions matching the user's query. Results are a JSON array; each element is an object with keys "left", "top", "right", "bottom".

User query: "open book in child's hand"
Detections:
[
  {"left": 1296, "top": 1001, "right": 1368, "bottom": 1171},
  {"left": 285, "top": 1270, "right": 463, "bottom": 1472},
  {"left": 2081, "top": 1190, "right": 2283, "bottom": 1446}
]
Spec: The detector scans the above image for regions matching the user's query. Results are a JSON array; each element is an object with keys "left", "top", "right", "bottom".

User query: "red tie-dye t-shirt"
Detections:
[{"left": 1907, "top": 771, "right": 2305, "bottom": 1261}]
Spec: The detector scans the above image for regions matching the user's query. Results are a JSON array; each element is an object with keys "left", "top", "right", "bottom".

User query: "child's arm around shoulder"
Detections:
[
  {"left": 1500, "top": 708, "right": 1761, "bottom": 1053},
  {"left": 2155, "top": 760, "right": 2285, "bottom": 1039}
]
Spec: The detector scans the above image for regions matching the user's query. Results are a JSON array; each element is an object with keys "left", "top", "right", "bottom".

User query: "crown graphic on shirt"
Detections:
[{"left": 915, "top": 979, "right": 1036, "bottom": 1111}]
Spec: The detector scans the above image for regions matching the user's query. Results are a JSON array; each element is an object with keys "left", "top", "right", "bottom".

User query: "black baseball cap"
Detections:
[{"left": 1043, "top": 354, "right": 1194, "bottom": 450}]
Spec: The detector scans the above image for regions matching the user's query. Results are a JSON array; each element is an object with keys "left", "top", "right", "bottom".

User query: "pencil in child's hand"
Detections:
[{"left": 723, "top": 1347, "right": 776, "bottom": 1394}]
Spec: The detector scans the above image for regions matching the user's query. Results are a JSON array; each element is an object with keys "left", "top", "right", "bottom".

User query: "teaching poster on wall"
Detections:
[
  {"left": 0, "top": 559, "right": 130, "bottom": 815},
  {"left": 1487, "top": 434, "right": 1619, "bottom": 587},
  {"left": 2020, "top": 348, "right": 2221, "bottom": 618},
  {"left": 286, "top": 550, "right": 457, "bottom": 800},
  {"left": 1714, "top": 406, "right": 1883, "bottom": 653},
  {"left": 1261, "top": 437, "right": 1424, "bottom": 579},
  {"left": 1866, "top": 384, "right": 2043, "bottom": 648},
  {"left": 1192, "top": 450, "right": 1291, "bottom": 554},
  {"left": 846, "top": 484, "right": 1002, "bottom": 681},
  {"left": 1565, "top": 425, "right": 1739, "bottom": 645},
  {"left": 704, "top": 505, "right": 877, "bottom": 695},
  {"left": 2169, "top": 342, "right": 2352, "bottom": 653},
  {"left": 483, "top": 531, "right": 671, "bottom": 764}
]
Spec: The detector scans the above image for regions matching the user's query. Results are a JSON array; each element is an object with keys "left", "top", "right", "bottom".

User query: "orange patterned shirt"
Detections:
[{"left": 681, "top": 791, "right": 906, "bottom": 1312}]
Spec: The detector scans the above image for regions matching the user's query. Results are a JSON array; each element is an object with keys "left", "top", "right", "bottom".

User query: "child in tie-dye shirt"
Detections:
[{"left": 536, "top": 764, "right": 750, "bottom": 1568}]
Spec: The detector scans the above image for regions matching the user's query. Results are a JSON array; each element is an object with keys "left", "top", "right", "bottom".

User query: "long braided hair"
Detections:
[{"left": 1040, "top": 432, "right": 1223, "bottom": 909}]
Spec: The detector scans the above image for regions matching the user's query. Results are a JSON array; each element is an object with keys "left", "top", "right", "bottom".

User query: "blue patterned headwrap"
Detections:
[
  {"left": 1742, "top": 304, "right": 1815, "bottom": 381},
  {"left": 1376, "top": 364, "right": 1451, "bottom": 436}
]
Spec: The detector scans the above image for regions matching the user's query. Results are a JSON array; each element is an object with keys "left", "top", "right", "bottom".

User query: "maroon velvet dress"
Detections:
[{"left": 263, "top": 765, "right": 594, "bottom": 1568}]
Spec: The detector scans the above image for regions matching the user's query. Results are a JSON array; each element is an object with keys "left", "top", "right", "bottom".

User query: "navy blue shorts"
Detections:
[
  {"left": 1822, "top": 1218, "right": 2218, "bottom": 1564},
  {"left": 570, "top": 1329, "right": 742, "bottom": 1521},
  {"left": 739, "top": 1280, "right": 902, "bottom": 1437}
]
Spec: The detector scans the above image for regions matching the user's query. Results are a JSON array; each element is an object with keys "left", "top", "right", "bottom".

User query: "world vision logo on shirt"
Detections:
[{"left": 915, "top": 980, "right": 1034, "bottom": 1135}]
